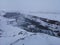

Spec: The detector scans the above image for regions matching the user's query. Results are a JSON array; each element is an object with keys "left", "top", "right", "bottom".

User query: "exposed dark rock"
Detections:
[
  {"left": 18, "top": 31, "right": 23, "bottom": 35},
  {"left": 0, "top": 29, "right": 3, "bottom": 32},
  {"left": 40, "top": 17, "right": 60, "bottom": 25},
  {"left": 3, "top": 12, "right": 20, "bottom": 19},
  {"left": 57, "top": 32, "right": 60, "bottom": 36}
]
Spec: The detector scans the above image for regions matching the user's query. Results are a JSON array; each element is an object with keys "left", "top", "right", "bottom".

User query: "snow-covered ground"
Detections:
[{"left": 0, "top": 12, "right": 60, "bottom": 45}]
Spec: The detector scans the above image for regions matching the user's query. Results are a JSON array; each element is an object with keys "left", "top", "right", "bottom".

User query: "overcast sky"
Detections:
[{"left": 0, "top": 0, "right": 60, "bottom": 12}]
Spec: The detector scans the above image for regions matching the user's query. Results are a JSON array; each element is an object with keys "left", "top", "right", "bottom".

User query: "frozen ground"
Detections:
[{"left": 0, "top": 12, "right": 60, "bottom": 45}]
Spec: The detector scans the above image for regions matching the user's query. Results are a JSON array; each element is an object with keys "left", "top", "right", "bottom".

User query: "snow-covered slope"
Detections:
[
  {"left": 3, "top": 12, "right": 60, "bottom": 36},
  {"left": 0, "top": 12, "right": 60, "bottom": 45}
]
